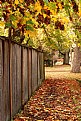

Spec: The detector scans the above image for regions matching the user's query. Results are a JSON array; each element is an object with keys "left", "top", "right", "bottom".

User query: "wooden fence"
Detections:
[{"left": 0, "top": 38, "right": 45, "bottom": 121}]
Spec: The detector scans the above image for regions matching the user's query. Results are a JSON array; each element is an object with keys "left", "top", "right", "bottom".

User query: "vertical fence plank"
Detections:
[
  {"left": 22, "top": 47, "right": 28, "bottom": 104},
  {"left": 37, "top": 52, "right": 41, "bottom": 86},
  {"left": 41, "top": 52, "right": 45, "bottom": 80},
  {"left": 38, "top": 52, "right": 45, "bottom": 84},
  {"left": 32, "top": 49, "right": 38, "bottom": 93},
  {"left": 11, "top": 44, "right": 22, "bottom": 116},
  {"left": 28, "top": 48, "right": 32, "bottom": 98},
  {"left": 0, "top": 40, "right": 3, "bottom": 121},
  {"left": 9, "top": 42, "right": 13, "bottom": 119},
  {"left": 3, "top": 41, "right": 10, "bottom": 121},
  {"left": 16, "top": 45, "right": 21, "bottom": 111},
  {"left": 12, "top": 43, "right": 17, "bottom": 116},
  {"left": 21, "top": 47, "right": 24, "bottom": 105}
]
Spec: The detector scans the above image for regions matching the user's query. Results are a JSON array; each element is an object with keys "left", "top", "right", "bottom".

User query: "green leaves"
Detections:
[
  {"left": 48, "top": 2, "right": 56, "bottom": 10},
  {"left": 10, "top": 15, "right": 16, "bottom": 21},
  {"left": 5, "top": 22, "right": 12, "bottom": 28},
  {"left": 26, "top": 20, "right": 34, "bottom": 25},
  {"left": 26, "top": 20, "right": 34, "bottom": 31},
  {"left": 44, "top": 0, "right": 49, "bottom": 4},
  {"left": 26, "top": 25, "right": 34, "bottom": 31}
]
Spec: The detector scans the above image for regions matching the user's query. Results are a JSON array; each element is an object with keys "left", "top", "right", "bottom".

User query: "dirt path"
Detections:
[{"left": 14, "top": 65, "right": 81, "bottom": 121}]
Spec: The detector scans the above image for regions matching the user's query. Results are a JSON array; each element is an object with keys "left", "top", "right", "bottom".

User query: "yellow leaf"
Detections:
[
  {"left": 78, "top": 10, "right": 81, "bottom": 16},
  {"left": 12, "top": 20, "right": 18, "bottom": 28},
  {"left": 44, "top": 6, "right": 48, "bottom": 10},
  {"left": 24, "top": 30, "right": 36, "bottom": 37},
  {"left": 43, "top": 13, "right": 47, "bottom": 18},
  {"left": 78, "top": 2, "right": 81, "bottom": 16},
  {"left": 34, "top": 1, "right": 42, "bottom": 13},
  {"left": 14, "top": 0, "right": 19, "bottom": 5},
  {"left": 0, "top": 21, "right": 5, "bottom": 27},
  {"left": 58, "top": 3, "right": 62, "bottom": 9},
  {"left": 50, "top": 9, "right": 56, "bottom": 15},
  {"left": 32, "top": 18, "right": 38, "bottom": 25},
  {"left": 62, "top": 17, "right": 69, "bottom": 23},
  {"left": 19, "top": 0, "right": 24, "bottom": 3},
  {"left": 78, "top": 43, "right": 81, "bottom": 47},
  {"left": 51, "top": 17, "right": 57, "bottom": 22},
  {"left": 21, "top": 19, "right": 26, "bottom": 25}
]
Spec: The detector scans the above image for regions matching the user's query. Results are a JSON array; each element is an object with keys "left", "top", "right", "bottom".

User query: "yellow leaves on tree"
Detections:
[
  {"left": 0, "top": 21, "right": 5, "bottom": 27},
  {"left": 24, "top": 30, "right": 36, "bottom": 38},
  {"left": 78, "top": 2, "right": 81, "bottom": 16},
  {"left": 14, "top": 0, "right": 19, "bottom": 5},
  {"left": 62, "top": 17, "right": 70, "bottom": 24},
  {"left": 58, "top": 3, "right": 62, "bottom": 10},
  {"left": 34, "top": 1, "right": 42, "bottom": 14},
  {"left": 12, "top": 20, "right": 18, "bottom": 28},
  {"left": 14, "top": 0, "right": 24, "bottom": 5},
  {"left": 19, "top": 0, "right": 24, "bottom": 3}
]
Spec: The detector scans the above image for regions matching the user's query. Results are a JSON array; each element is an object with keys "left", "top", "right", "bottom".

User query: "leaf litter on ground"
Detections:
[
  {"left": 14, "top": 65, "right": 81, "bottom": 121},
  {"left": 14, "top": 78, "right": 81, "bottom": 121}
]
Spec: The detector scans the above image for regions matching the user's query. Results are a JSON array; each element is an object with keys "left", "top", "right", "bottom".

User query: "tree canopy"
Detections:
[{"left": 0, "top": 0, "right": 80, "bottom": 44}]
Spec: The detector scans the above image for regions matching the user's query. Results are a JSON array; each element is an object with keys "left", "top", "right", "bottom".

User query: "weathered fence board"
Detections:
[
  {"left": 38, "top": 52, "right": 41, "bottom": 86},
  {"left": 39, "top": 52, "right": 44, "bottom": 81},
  {"left": 28, "top": 48, "right": 32, "bottom": 98},
  {"left": 11, "top": 44, "right": 22, "bottom": 116},
  {"left": 22, "top": 47, "right": 28, "bottom": 104},
  {"left": 41, "top": 53, "right": 45, "bottom": 80},
  {"left": 12, "top": 44, "right": 18, "bottom": 116},
  {"left": 3, "top": 41, "right": 10, "bottom": 121},
  {"left": 32, "top": 49, "right": 38, "bottom": 93},
  {"left": 16, "top": 45, "right": 21, "bottom": 111},
  {"left": 0, "top": 39, "right": 45, "bottom": 121},
  {"left": 0, "top": 40, "right": 3, "bottom": 121}
]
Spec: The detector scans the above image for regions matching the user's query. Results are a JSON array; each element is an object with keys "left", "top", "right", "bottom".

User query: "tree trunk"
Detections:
[
  {"left": 71, "top": 44, "right": 81, "bottom": 73},
  {"left": 63, "top": 51, "right": 69, "bottom": 65}
]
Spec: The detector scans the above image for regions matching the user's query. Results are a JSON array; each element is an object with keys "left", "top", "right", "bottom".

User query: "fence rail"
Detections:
[{"left": 0, "top": 38, "right": 45, "bottom": 121}]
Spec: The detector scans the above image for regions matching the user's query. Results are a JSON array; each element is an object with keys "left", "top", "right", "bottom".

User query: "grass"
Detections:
[{"left": 45, "top": 65, "right": 81, "bottom": 80}]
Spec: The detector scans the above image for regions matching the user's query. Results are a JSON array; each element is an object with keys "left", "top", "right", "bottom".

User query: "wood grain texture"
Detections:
[
  {"left": 28, "top": 48, "right": 32, "bottom": 98},
  {"left": 3, "top": 41, "right": 10, "bottom": 121},
  {"left": 0, "top": 40, "right": 3, "bottom": 121},
  {"left": 22, "top": 47, "right": 28, "bottom": 104},
  {"left": 32, "top": 49, "right": 37, "bottom": 93},
  {"left": 0, "top": 39, "right": 44, "bottom": 121}
]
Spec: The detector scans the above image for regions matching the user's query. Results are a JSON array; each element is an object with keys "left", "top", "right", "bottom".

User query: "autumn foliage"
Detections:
[{"left": 0, "top": 0, "right": 80, "bottom": 43}]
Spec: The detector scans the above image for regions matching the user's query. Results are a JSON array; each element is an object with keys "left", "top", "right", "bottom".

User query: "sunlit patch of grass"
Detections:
[{"left": 45, "top": 65, "right": 81, "bottom": 80}]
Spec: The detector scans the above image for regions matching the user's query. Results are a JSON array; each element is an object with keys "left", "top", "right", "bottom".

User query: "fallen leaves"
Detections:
[{"left": 14, "top": 79, "right": 81, "bottom": 120}]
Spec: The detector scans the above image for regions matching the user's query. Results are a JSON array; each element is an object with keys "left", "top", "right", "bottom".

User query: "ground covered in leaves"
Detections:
[{"left": 14, "top": 78, "right": 81, "bottom": 121}]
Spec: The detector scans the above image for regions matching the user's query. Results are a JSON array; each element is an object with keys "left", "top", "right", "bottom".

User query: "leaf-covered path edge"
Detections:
[{"left": 14, "top": 78, "right": 81, "bottom": 121}]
